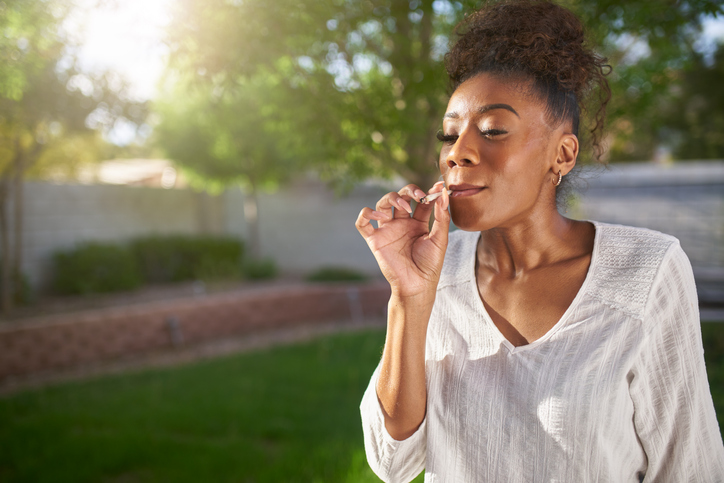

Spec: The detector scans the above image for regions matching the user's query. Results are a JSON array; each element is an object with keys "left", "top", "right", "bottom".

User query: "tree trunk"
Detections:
[
  {"left": 387, "top": 0, "right": 446, "bottom": 189},
  {"left": 12, "top": 148, "right": 24, "bottom": 303},
  {"left": 244, "top": 179, "right": 261, "bottom": 260},
  {"left": 0, "top": 174, "right": 12, "bottom": 314}
]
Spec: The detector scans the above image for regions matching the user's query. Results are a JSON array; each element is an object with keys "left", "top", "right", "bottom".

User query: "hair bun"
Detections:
[{"left": 446, "top": 0, "right": 611, "bottom": 160}]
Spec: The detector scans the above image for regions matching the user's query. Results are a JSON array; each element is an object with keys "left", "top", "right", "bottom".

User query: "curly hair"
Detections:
[{"left": 445, "top": 0, "right": 611, "bottom": 162}]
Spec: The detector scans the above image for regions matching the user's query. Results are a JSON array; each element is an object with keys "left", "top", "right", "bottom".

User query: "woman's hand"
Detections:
[{"left": 355, "top": 182, "right": 451, "bottom": 298}]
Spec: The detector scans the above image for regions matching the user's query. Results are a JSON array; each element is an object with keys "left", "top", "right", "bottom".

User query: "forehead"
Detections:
[{"left": 445, "top": 73, "right": 546, "bottom": 120}]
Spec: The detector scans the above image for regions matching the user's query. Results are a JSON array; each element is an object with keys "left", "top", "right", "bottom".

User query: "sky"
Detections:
[
  {"left": 699, "top": 14, "right": 724, "bottom": 63},
  {"left": 70, "top": 0, "right": 173, "bottom": 101}
]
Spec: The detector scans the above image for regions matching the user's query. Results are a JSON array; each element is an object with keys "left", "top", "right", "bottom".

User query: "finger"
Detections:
[
  {"left": 375, "top": 193, "right": 396, "bottom": 220},
  {"left": 369, "top": 210, "right": 392, "bottom": 223},
  {"left": 355, "top": 207, "right": 390, "bottom": 238},
  {"left": 398, "top": 184, "right": 427, "bottom": 203},
  {"left": 419, "top": 180, "right": 445, "bottom": 202},
  {"left": 392, "top": 185, "right": 423, "bottom": 219},
  {"left": 412, "top": 181, "right": 444, "bottom": 222},
  {"left": 412, "top": 197, "right": 434, "bottom": 222},
  {"left": 429, "top": 187, "right": 451, "bottom": 249},
  {"left": 394, "top": 198, "right": 413, "bottom": 219},
  {"left": 376, "top": 192, "right": 412, "bottom": 219}
]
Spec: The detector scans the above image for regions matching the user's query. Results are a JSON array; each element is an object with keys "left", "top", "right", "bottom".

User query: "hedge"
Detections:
[
  {"left": 52, "top": 235, "right": 245, "bottom": 295},
  {"left": 130, "top": 236, "right": 244, "bottom": 283},
  {"left": 53, "top": 243, "right": 143, "bottom": 295}
]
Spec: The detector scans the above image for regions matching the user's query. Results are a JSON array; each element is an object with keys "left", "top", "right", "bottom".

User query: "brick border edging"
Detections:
[{"left": 0, "top": 282, "right": 391, "bottom": 381}]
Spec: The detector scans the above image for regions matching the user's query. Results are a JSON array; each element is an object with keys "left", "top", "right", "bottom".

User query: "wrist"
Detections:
[
  {"left": 389, "top": 277, "right": 439, "bottom": 300},
  {"left": 390, "top": 288, "right": 435, "bottom": 302},
  {"left": 388, "top": 290, "right": 436, "bottom": 314}
]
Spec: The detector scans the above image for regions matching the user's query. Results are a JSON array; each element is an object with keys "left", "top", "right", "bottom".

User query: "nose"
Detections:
[{"left": 445, "top": 128, "right": 481, "bottom": 169}]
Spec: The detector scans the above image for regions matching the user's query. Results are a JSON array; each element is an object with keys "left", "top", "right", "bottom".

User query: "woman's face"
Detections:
[{"left": 438, "top": 73, "right": 567, "bottom": 232}]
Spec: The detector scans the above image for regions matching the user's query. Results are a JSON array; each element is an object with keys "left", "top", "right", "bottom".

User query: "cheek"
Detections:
[
  {"left": 438, "top": 147, "right": 450, "bottom": 173},
  {"left": 498, "top": 142, "right": 550, "bottom": 182}
]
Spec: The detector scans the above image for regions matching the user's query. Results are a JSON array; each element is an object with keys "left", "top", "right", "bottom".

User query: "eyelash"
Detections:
[{"left": 436, "top": 129, "right": 507, "bottom": 144}]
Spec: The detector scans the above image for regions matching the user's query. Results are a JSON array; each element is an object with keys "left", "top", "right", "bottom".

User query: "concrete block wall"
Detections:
[
  {"left": 226, "top": 179, "right": 387, "bottom": 277},
  {"left": 7, "top": 163, "right": 724, "bottom": 295},
  {"left": 17, "top": 183, "right": 225, "bottom": 291},
  {"left": 12, "top": 179, "right": 385, "bottom": 293}
]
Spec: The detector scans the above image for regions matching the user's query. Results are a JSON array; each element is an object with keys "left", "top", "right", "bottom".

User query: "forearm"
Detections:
[{"left": 376, "top": 291, "right": 435, "bottom": 440}]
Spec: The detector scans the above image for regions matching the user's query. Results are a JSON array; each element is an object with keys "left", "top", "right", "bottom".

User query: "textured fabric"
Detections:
[{"left": 361, "top": 221, "right": 724, "bottom": 483}]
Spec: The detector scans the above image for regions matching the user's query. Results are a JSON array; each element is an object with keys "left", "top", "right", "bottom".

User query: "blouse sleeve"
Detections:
[
  {"left": 630, "top": 243, "right": 724, "bottom": 481},
  {"left": 360, "top": 363, "right": 427, "bottom": 483}
]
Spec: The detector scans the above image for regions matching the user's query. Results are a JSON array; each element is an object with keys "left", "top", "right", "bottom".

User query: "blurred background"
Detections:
[{"left": 0, "top": 0, "right": 723, "bottom": 481}]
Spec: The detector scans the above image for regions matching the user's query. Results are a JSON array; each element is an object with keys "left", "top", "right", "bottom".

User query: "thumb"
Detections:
[{"left": 428, "top": 188, "right": 450, "bottom": 250}]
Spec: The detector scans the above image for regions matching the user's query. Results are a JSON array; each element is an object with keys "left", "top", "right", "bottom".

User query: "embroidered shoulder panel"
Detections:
[{"left": 587, "top": 223, "right": 677, "bottom": 321}]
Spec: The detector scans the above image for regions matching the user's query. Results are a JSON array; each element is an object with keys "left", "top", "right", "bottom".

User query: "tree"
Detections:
[
  {"left": 164, "top": 0, "right": 477, "bottom": 189},
  {"left": 154, "top": 70, "right": 298, "bottom": 258},
  {"left": 661, "top": 42, "right": 724, "bottom": 159},
  {"left": 162, "top": 0, "right": 723, "bottom": 188},
  {"left": 0, "top": 0, "right": 147, "bottom": 312},
  {"left": 565, "top": 0, "right": 724, "bottom": 161}
]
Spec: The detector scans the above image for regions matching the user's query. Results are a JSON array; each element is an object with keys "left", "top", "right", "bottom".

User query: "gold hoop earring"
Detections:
[{"left": 555, "top": 170, "right": 563, "bottom": 187}]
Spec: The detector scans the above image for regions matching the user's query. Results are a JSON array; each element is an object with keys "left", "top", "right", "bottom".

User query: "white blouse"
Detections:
[{"left": 361, "top": 221, "right": 724, "bottom": 482}]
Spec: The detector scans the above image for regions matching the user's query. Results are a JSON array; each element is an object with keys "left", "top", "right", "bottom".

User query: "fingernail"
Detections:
[
  {"left": 398, "top": 198, "right": 412, "bottom": 214},
  {"left": 371, "top": 210, "right": 390, "bottom": 219},
  {"left": 414, "top": 189, "right": 426, "bottom": 201}
]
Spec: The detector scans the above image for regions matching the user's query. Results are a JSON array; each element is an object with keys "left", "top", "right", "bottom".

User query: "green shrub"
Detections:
[
  {"left": 702, "top": 322, "right": 724, "bottom": 365},
  {"left": 0, "top": 264, "right": 34, "bottom": 305},
  {"left": 306, "top": 266, "right": 368, "bottom": 283},
  {"left": 243, "top": 257, "right": 278, "bottom": 280},
  {"left": 53, "top": 243, "right": 142, "bottom": 295},
  {"left": 130, "top": 235, "right": 244, "bottom": 283}
]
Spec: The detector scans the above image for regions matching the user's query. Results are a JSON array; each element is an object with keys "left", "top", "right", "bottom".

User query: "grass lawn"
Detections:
[
  {"left": 0, "top": 323, "right": 722, "bottom": 483},
  {"left": 0, "top": 329, "right": 404, "bottom": 483}
]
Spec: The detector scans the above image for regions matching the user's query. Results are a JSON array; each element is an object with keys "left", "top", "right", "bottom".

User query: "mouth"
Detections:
[{"left": 448, "top": 183, "right": 486, "bottom": 198}]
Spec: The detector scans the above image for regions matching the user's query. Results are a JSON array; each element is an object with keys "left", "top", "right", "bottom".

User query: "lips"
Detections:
[{"left": 448, "top": 183, "right": 486, "bottom": 198}]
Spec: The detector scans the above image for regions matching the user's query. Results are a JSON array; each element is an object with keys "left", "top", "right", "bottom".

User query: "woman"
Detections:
[{"left": 355, "top": 1, "right": 724, "bottom": 482}]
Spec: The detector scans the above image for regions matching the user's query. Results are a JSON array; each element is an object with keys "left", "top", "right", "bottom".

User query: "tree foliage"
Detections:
[
  {"left": 662, "top": 43, "right": 724, "bottom": 159},
  {"left": 0, "top": 0, "right": 62, "bottom": 101},
  {"left": 0, "top": 0, "right": 148, "bottom": 312},
  {"left": 569, "top": 0, "right": 724, "bottom": 160},
  {"left": 164, "top": 0, "right": 479, "bottom": 188},
  {"left": 154, "top": 68, "right": 302, "bottom": 256},
  {"left": 0, "top": 0, "right": 148, "bottom": 179},
  {"left": 162, "top": 0, "right": 724, "bottom": 190},
  {"left": 154, "top": 72, "right": 295, "bottom": 193}
]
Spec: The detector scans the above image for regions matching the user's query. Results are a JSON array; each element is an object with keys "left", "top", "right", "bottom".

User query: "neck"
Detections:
[{"left": 478, "top": 209, "right": 580, "bottom": 277}]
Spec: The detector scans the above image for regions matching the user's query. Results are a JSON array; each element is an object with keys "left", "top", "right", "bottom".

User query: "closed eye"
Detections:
[
  {"left": 436, "top": 130, "right": 457, "bottom": 145},
  {"left": 481, "top": 129, "right": 507, "bottom": 137},
  {"left": 437, "top": 129, "right": 507, "bottom": 145}
]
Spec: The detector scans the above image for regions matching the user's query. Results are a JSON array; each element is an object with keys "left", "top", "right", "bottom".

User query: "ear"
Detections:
[{"left": 553, "top": 133, "right": 579, "bottom": 176}]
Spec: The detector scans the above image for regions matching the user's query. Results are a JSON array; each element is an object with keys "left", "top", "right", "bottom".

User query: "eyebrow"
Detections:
[{"left": 444, "top": 103, "right": 520, "bottom": 119}]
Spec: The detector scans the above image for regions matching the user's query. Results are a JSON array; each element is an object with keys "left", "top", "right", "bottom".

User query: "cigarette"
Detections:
[{"left": 420, "top": 189, "right": 452, "bottom": 204}]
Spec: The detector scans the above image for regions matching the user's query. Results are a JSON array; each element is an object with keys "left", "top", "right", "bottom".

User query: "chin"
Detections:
[
  {"left": 450, "top": 200, "right": 512, "bottom": 232},
  {"left": 450, "top": 206, "right": 489, "bottom": 232}
]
